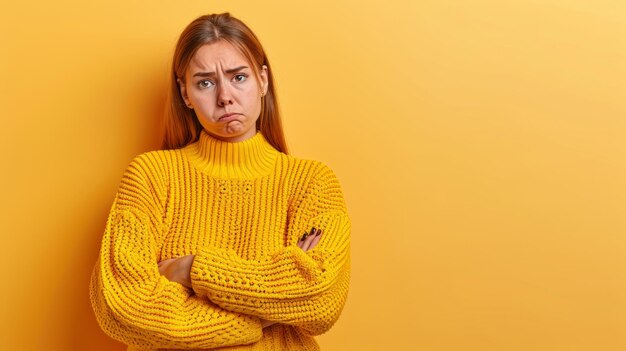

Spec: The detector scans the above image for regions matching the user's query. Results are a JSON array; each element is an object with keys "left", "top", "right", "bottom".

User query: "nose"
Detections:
[{"left": 217, "top": 82, "right": 233, "bottom": 106}]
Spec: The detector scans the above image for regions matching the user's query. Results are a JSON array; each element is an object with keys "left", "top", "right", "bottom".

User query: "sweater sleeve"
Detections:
[
  {"left": 89, "top": 154, "right": 263, "bottom": 349},
  {"left": 189, "top": 162, "right": 351, "bottom": 336}
]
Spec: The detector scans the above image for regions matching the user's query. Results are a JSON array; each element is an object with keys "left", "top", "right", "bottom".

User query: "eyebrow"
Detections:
[{"left": 192, "top": 66, "right": 249, "bottom": 78}]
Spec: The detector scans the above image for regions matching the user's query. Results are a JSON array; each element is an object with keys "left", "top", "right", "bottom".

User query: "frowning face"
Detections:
[{"left": 178, "top": 40, "right": 268, "bottom": 142}]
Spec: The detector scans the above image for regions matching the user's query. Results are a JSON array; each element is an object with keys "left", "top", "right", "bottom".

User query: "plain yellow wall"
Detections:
[{"left": 1, "top": 0, "right": 625, "bottom": 350}]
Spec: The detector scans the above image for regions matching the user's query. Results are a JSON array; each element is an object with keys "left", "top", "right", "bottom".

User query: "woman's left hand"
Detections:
[
  {"left": 298, "top": 227, "right": 323, "bottom": 252},
  {"left": 158, "top": 254, "right": 195, "bottom": 289}
]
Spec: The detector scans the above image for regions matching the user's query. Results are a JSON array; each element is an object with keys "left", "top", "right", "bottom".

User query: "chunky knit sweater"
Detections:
[{"left": 89, "top": 129, "right": 351, "bottom": 351}]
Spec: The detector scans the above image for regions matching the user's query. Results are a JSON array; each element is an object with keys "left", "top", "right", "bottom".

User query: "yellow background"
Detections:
[{"left": 1, "top": 0, "right": 625, "bottom": 350}]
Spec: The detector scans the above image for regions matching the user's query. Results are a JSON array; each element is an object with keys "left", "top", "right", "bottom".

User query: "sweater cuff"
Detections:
[
  {"left": 190, "top": 247, "right": 215, "bottom": 297},
  {"left": 190, "top": 246, "right": 265, "bottom": 308}
]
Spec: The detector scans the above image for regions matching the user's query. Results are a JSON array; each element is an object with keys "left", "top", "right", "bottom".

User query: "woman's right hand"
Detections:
[{"left": 298, "top": 227, "right": 323, "bottom": 251}]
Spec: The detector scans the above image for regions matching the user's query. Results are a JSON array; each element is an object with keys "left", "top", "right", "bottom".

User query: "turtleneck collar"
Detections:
[{"left": 183, "top": 129, "right": 279, "bottom": 179}]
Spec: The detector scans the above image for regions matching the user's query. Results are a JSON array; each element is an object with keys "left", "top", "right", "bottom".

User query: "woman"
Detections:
[{"left": 89, "top": 12, "right": 351, "bottom": 351}]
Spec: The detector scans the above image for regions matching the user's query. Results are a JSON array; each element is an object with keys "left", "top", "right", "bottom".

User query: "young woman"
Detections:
[{"left": 89, "top": 12, "right": 351, "bottom": 351}]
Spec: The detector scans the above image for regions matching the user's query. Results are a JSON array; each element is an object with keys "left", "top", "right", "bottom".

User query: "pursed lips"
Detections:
[{"left": 219, "top": 113, "right": 241, "bottom": 120}]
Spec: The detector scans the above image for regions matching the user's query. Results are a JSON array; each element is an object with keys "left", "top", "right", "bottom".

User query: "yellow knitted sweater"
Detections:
[{"left": 89, "top": 129, "right": 351, "bottom": 351}]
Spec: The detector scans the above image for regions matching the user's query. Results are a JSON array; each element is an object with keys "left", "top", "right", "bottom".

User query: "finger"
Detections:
[
  {"left": 297, "top": 232, "right": 308, "bottom": 248},
  {"left": 308, "top": 229, "right": 323, "bottom": 250},
  {"left": 300, "top": 230, "right": 314, "bottom": 251},
  {"left": 158, "top": 263, "right": 167, "bottom": 275},
  {"left": 306, "top": 229, "right": 322, "bottom": 251},
  {"left": 301, "top": 227, "right": 317, "bottom": 251},
  {"left": 158, "top": 258, "right": 175, "bottom": 267}
]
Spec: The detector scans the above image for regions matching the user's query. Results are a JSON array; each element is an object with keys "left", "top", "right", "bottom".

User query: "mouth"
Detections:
[{"left": 219, "top": 113, "right": 240, "bottom": 120}]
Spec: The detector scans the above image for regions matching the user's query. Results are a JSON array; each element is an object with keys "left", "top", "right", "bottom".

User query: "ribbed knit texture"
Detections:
[{"left": 89, "top": 129, "right": 351, "bottom": 351}]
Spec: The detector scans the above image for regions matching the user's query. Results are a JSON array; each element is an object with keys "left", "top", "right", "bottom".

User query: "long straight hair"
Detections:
[{"left": 160, "top": 13, "right": 289, "bottom": 154}]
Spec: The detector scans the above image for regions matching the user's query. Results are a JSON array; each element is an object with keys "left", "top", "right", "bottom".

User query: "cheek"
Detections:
[
  {"left": 189, "top": 90, "right": 216, "bottom": 106},
  {"left": 188, "top": 93, "right": 215, "bottom": 115},
  {"left": 244, "top": 90, "right": 260, "bottom": 107},
  {"left": 243, "top": 86, "right": 261, "bottom": 104},
  {"left": 250, "top": 98, "right": 262, "bottom": 118}
]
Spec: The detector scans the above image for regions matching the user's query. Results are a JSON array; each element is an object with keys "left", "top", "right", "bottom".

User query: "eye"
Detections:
[
  {"left": 233, "top": 74, "right": 247, "bottom": 82},
  {"left": 197, "top": 80, "right": 214, "bottom": 89}
]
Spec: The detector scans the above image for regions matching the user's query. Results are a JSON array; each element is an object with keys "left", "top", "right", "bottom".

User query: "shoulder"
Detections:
[
  {"left": 112, "top": 150, "right": 177, "bottom": 215},
  {"left": 283, "top": 156, "right": 349, "bottom": 215},
  {"left": 128, "top": 149, "right": 178, "bottom": 167},
  {"left": 121, "top": 149, "right": 180, "bottom": 188},
  {"left": 125, "top": 149, "right": 180, "bottom": 173},
  {"left": 281, "top": 154, "right": 342, "bottom": 189},
  {"left": 281, "top": 154, "right": 327, "bottom": 175}
]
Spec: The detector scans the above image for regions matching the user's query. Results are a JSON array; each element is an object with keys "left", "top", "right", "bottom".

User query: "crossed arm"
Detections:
[{"left": 157, "top": 227, "right": 324, "bottom": 329}]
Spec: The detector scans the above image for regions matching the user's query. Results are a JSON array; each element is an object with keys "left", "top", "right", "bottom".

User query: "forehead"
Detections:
[{"left": 189, "top": 40, "right": 250, "bottom": 72}]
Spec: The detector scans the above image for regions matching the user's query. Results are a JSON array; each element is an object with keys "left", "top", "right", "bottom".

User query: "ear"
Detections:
[
  {"left": 177, "top": 78, "right": 192, "bottom": 108},
  {"left": 259, "top": 65, "right": 269, "bottom": 96}
]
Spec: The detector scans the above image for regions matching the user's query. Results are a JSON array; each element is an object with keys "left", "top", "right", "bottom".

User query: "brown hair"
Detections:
[{"left": 160, "top": 12, "right": 288, "bottom": 154}]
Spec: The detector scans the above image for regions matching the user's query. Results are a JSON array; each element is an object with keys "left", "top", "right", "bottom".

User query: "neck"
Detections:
[{"left": 183, "top": 129, "right": 279, "bottom": 179}]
